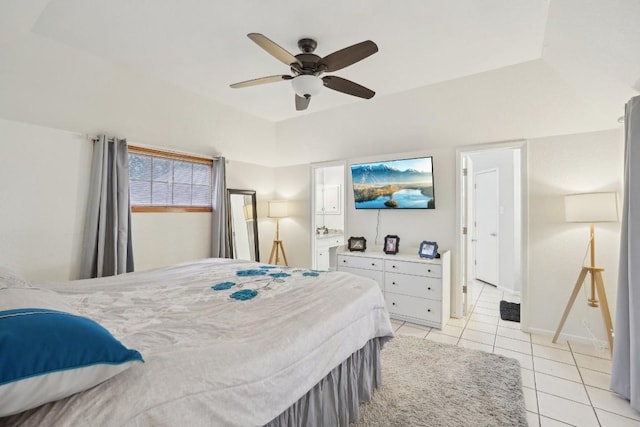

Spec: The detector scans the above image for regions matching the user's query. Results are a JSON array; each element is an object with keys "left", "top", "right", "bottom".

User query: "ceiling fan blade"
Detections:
[
  {"left": 295, "top": 95, "right": 310, "bottom": 111},
  {"left": 247, "top": 33, "right": 303, "bottom": 68},
  {"left": 322, "top": 76, "right": 375, "bottom": 99},
  {"left": 230, "top": 75, "right": 292, "bottom": 89},
  {"left": 318, "top": 40, "right": 378, "bottom": 72}
]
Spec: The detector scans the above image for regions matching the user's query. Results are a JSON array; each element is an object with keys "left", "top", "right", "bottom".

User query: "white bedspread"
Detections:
[{"left": 6, "top": 258, "right": 393, "bottom": 426}]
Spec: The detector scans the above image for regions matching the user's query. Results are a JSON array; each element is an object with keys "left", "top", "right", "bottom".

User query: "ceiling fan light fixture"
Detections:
[{"left": 291, "top": 75, "right": 323, "bottom": 98}]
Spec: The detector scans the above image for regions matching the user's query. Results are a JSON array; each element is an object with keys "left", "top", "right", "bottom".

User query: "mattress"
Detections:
[{"left": 1, "top": 258, "right": 394, "bottom": 426}]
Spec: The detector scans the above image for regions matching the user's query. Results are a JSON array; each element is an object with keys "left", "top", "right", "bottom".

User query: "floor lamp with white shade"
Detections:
[
  {"left": 553, "top": 192, "right": 619, "bottom": 353},
  {"left": 268, "top": 200, "right": 289, "bottom": 266}
]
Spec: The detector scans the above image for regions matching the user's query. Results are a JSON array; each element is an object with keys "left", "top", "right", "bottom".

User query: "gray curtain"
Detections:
[
  {"left": 211, "top": 156, "right": 231, "bottom": 258},
  {"left": 611, "top": 95, "right": 640, "bottom": 411},
  {"left": 80, "top": 136, "right": 134, "bottom": 279}
]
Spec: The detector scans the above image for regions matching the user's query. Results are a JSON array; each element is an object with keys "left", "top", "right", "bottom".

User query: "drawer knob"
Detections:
[
  {"left": 392, "top": 282, "right": 397, "bottom": 285},
  {"left": 427, "top": 309, "right": 431, "bottom": 312},
  {"left": 371, "top": 263, "right": 375, "bottom": 266},
  {"left": 342, "top": 260, "right": 347, "bottom": 263},
  {"left": 392, "top": 265, "right": 397, "bottom": 268},
  {"left": 428, "top": 269, "right": 431, "bottom": 272},
  {"left": 427, "top": 287, "right": 431, "bottom": 290},
  {"left": 392, "top": 302, "right": 396, "bottom": 306}
]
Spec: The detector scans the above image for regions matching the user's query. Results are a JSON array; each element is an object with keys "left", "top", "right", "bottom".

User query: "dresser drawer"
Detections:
[
  {"left": 316, "top": 235, "right": 345, "bottom": 250},
  {"left": 385, "top": 272, "right": 442, "bottom": 299},
  {"left": 337, "top": 255, "right": 383, "bottom": 271},
  {"left": 384, "top": 260, "right": 441, "bottom": 278},
  {"left": 386, "top": 292, "right": 441, "bottom": 323},
  {"left": 338, "top": 267, "right": 384, "bottom": 292}
]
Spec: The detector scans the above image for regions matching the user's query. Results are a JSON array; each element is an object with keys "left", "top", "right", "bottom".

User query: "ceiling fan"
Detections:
[{"left": 230, "top": 33, "right": 378, "bottom": 111}]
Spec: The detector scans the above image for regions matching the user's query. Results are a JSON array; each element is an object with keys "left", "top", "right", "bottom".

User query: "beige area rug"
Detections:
[{"left": 354, "top": 336, "right": 528, "bottom": 427}]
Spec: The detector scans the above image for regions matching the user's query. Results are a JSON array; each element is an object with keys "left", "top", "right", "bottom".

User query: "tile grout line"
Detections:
[
  {"left": 528, "top": 320, "right": 542, "bottom": 426},
  {"left": 568, "top": 339, "right": 602, "bottom": 426},
  {"left": 500, "top": 289, "right": 540, "bottom": 425},
  {"left": 492, "top": 288, "right": 500, "bottom": 352}
]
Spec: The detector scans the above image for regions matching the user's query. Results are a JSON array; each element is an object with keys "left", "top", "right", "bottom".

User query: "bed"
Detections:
[{"left": 0, "top": 259, "right": 394, "bottom": 426}]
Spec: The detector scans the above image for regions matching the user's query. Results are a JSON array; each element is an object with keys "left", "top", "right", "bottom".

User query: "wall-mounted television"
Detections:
[{"left": 350, "top": 156, "right": 435, "bottom": 209}]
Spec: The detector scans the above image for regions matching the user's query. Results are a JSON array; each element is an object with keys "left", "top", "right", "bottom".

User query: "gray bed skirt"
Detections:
[{"left": 265, "top": 337, "right": 387, "bottom": 427}]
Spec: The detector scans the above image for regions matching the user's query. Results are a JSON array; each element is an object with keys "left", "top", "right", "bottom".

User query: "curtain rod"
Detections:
[{"left": 86, "top": 134, "right": 223, "bottom": 159}]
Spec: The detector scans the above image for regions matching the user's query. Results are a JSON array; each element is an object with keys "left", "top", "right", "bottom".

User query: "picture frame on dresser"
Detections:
[
  {"left": 419, "top": 241, "right": 438, "bottom": 259},
  {"left": 347, "top": 236, "right": 367, "bottom": 252},
  {"left": 383, "top": 235, "right": 400, "bottom": 255}
]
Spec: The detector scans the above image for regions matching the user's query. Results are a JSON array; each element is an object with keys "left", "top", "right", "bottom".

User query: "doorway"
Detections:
[
  {"left": 310, "top": 161, "right": 346, "bottom": 270},
  {"left": 455, "top": 141, "right": 527, "bottom": 326}
]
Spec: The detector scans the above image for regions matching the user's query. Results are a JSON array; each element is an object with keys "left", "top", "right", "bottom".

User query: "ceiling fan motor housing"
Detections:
[
  {"left": 297, "top": 38, "right": 317, "bottom": 53},
  {"left": 292, "top": 53, "right": 323, "bottom": 75}
]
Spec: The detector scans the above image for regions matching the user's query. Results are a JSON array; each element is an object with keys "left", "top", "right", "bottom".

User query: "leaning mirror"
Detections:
[{"left": 227, "top": 189, "right": 259, "bottom": 261}]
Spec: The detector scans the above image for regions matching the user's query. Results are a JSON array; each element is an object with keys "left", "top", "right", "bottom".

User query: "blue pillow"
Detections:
[{"left": 0, "top": 308, "right": 143, "bottom": 417}]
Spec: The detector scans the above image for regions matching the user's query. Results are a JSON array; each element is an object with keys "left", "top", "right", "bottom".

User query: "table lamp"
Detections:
[{"left": 243, "top": 203, "right": 254, "bottom": 221}]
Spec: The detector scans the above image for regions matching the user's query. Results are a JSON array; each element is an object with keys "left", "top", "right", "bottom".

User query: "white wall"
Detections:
[
  {"left": 0, "top": 119, "right": 91, "bottom": 281},
  {"left": 279, "top": 149, "right": 457, "bottom": 274},
  {"left": 0, "top": 34, "right": 278, "bottom": 166},
  {"left": 274, "top": 60, "right": 616, "bottom": 167},
  {"left": 131, "top": 212, "right": 212, "bottom": 272},
  {"left": 0, "top": 118, "right": 279, "bottom": 280},
  {"left": 527, "top": 129, "right": 623, "bottom": 343},
  {"left": 346, "top": 148, "right": 457, "bottom": 268},
  {"left": 273, "top": 164, "right": 311, "bottom": 268},
  {"left": 0, "top": 34, "right": 281, "bottom": 279},
  {"left": 295, "top": 148, "right": 456, "bottom": 316},
  {"left": 274, "top": 128, "right": 624, "bottom": 345}
]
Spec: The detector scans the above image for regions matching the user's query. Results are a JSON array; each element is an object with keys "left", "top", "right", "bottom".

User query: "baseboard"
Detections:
[
  {"left": 498, "top": 287, "right": 521, "bottom": 297},
  {"left": 525, "top": 326, "right": 609, "bottom": 349}
]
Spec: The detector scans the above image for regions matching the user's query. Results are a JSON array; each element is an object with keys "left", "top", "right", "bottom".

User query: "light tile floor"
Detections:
[{"left": 391, "top": 281, "right": 640, "bottom": 426}]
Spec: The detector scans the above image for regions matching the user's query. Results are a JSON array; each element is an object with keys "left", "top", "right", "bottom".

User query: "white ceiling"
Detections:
[
  {"left": 17, "top": 0, "right": 549, "bottom": 121},
  {"left": 0, "top": 0, "right": 639, "bottom": 158}
]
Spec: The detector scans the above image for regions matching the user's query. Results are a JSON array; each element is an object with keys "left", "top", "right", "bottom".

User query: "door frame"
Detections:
[
  {"left": 454, "top": 140, "right": 529, "bottom": 330},
  {"left": 310, "top": 160, "right": 346, "bottom": 269},
  {"left": 473, "top": 168, "right": 500, "bottom": 287}
]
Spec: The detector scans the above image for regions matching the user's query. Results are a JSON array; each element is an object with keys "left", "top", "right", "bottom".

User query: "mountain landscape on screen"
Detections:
[{"left": 351, "top": 157, "right": 435, "bottom": 209}]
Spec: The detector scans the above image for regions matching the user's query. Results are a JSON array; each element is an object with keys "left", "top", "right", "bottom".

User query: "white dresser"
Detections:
[{"left": 337, "top": 250, "right": 450, "bottom": 329}]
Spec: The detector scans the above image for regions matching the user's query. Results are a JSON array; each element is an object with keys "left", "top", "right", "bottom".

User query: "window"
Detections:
[{"left": 128, "top": 146, "right": 213, "bottom": 212}]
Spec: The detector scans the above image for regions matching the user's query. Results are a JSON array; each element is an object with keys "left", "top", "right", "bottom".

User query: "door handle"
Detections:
[{"left": 490, "top": 232, "right": 497, "bottom": 237}]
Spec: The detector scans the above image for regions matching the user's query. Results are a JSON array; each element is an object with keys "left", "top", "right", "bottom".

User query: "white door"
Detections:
[
  {"left": 316, "top": 248, "right": 330, "bottom": 270},
  {"left": 322, "top": 184, "right": 341, "bottom": 214},
  {"left": 474, "top": 169, "right": 499, "bottom": 286}
]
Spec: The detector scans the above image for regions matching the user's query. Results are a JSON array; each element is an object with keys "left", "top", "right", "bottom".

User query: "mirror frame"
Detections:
[{"left": 226, "top": 189, "right": 260, "bottom": 262}]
